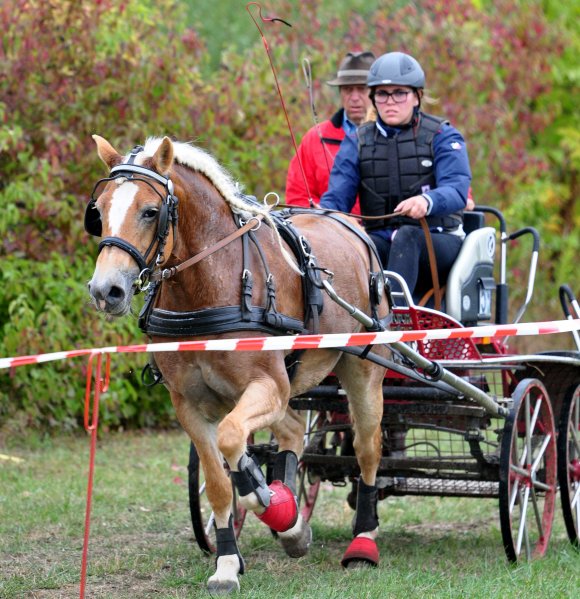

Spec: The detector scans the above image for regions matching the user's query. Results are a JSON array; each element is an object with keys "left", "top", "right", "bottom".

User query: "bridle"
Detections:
[
  {"left": 85, "top": 146, "right": 262, "bottom": 293},
  {"left": 84, "top": 146, "right": 179, "bottom": 291}
]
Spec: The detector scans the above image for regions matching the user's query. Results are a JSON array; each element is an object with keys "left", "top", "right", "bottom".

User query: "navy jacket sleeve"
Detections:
[
  {"left": 319, "top": 133, "right": 360, "bottom": 212},
  {"left": 426, "top": 124, "right": 472, "bottom": 216}
]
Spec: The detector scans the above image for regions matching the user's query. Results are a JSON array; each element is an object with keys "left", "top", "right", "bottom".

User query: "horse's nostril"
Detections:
[
  {"left": 108, "top": 286, "right": 125, "bottom": 301},
  {"left": 90, "top": 280, "right": 127, "bottom": 312}
]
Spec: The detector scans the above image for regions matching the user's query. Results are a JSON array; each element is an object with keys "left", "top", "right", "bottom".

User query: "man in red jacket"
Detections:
[{"left": 285, "top": 51, "right": 375, "bottom": 213}]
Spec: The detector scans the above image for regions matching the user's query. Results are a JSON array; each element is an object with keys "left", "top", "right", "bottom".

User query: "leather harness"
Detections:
[
  {"left": 85, "top": 154, "right": 384, "bottom": 382},
  {"left": 139, "top": 209, "right": 325, "bottom": 339}
]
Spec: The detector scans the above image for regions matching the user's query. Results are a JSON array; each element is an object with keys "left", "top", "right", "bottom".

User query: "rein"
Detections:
[
  {"left": 149, "top": 214, "right": 264, "bottom": 283},
  {"left": 281, "top": 203, "right": 441, "bottom": 310}
]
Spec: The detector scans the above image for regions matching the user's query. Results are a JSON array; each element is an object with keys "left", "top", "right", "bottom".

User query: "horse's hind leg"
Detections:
[
  {"left": 334, "top": 355, "right": 385, "bottom": 568},
  {"left": 171, "top": 392, "right": 243, "bottom": 593},
  {"left": 270, "top": 407, "right": 312, "bottom": 557}
]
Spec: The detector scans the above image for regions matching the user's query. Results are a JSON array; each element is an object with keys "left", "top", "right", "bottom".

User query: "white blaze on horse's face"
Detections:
[
  {"left": 108, "top": 181, "right": 139, "bottom": 237},
  {"left": 89, "top": 180, "right": 150, "bottom": 316}
]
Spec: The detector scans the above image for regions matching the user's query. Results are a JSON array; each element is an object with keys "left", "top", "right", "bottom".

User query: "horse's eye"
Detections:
[{"left": 142, "top": 208, "right": 159, "bottom": 219}]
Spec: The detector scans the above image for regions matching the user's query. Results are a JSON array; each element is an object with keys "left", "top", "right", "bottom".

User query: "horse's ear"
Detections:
[
  {"left": 92, "top": 134, "right": 123, "bottom": 169},
  {"left": 151, "top": 136, "right": 174, "bottom": 175}
]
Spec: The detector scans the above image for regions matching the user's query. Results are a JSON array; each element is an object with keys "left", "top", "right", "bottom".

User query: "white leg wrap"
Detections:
[
  {"left": 207, "top": 555, "right": 241, "bottom": 593},
  {"left": 278, "top": 513, "right": 312, "bottom": 558},
  {"left": 278, "top": 514, "right": 305, "bottom": 541},
  {"left": 238, "top": 491, "right": 265, "bottom": 514},
  {"left": 356, "top": 527, "right": 379, "bottom": 541}
]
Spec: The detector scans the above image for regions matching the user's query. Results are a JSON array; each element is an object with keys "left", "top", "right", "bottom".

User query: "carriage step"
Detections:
[{"left": 377, "top": 477, "right": 499, "bottom": 498}]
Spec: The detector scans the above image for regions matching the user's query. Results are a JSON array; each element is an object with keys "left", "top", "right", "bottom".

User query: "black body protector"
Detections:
[{"left": 357, "top": 113, "right": 463, "bottom": 232}]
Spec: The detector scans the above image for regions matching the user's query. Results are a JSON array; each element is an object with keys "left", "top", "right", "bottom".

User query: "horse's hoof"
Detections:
[
  {"left": 207, "top": 579, "right": 239, "bottom": 595},
  {"left": 207, "top": 554, "right": 241, "bottom": 594},
  {"left": 344, "top": 559, "right": 373, "bottom": 570},
  {"left": 341, "top": 536, "right": 379, "bottom": 568},
  {"left": 256, "top": 480, "right": 298, "bottom": 532},
  {"left": 279, "top": 514, "right": 312, "bottom": 558}
]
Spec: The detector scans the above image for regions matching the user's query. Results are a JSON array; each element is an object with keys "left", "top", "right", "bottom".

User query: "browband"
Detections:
[{"left": 110, "top": 163, "right": 172, "bottom": 189}]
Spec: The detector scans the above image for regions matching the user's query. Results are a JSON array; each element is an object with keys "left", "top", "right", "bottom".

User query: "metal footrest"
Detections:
[{"left": 378, "top": 477, "right": 499, "bottom": 498}]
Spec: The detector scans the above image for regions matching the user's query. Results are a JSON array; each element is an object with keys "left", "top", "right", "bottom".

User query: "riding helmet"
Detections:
[{"left": 367, "top": 52, "right": 425, "bottom": 89}]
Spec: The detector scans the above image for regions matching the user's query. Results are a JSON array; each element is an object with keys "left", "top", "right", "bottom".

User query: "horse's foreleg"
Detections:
[
  {"left": 217, "top": 378, "right": 299, "bottom": 535},
  {"left": 171, "top": 391, "right": 243, "bottom": 592}
]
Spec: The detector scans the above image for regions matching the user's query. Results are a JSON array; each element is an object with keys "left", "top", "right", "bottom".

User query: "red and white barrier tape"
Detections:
[{"left": 1, "top": 319, "right": 579, "bottom": 371}]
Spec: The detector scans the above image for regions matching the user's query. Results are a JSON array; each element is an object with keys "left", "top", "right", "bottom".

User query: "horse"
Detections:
[{"left": 86, "top": 135, "right": 390, "bottom": 593}]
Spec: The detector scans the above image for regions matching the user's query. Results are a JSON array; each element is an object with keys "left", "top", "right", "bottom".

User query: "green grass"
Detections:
[{"left": 1, "top": 430, "right": 578, "bottom": 598}]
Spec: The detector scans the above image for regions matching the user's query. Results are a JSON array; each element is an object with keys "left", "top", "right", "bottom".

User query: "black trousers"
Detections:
[{"left": 370, "top": 225, "right": 463, "bottom": 295}]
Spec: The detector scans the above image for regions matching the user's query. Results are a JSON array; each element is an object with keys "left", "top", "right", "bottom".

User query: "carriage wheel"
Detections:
[
  {"left": 187, "top": 441, "right": 247, "bottom": 554},
  {"left": 557, "top": 383, "right": 580, "bottom": 548},
  {"left": 499, "top": 378, "right": 557, "bottom": 562}
]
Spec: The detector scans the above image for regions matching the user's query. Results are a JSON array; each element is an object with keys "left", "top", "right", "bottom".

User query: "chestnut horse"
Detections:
[{"left": 86, "top": 135, "right": 389, "bottom": 593}]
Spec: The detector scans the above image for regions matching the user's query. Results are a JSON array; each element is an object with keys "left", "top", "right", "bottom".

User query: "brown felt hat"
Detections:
[{"left": 326, "top": 51, "right": 376, "bottom": 86}]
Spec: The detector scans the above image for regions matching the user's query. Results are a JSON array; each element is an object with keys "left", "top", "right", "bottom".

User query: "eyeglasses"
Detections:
[{"left": 374, "top": 89, "right": 412, "bottom": 104}]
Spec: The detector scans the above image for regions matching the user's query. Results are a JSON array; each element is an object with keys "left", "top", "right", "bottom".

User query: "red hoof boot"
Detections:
[
  {"left": 341, "top": 537, "right": 379, "bottom": 568},
  {"left": 256, "top": 480, "right": 298, "bottom": 533}
]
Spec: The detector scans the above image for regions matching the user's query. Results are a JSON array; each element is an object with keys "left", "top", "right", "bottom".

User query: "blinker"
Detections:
[
  {"left": 84, "top": 198, "right": 102, "bottom": 237},
  {"left": 84, "top": 168, "right": 178, "bottom": 238}
]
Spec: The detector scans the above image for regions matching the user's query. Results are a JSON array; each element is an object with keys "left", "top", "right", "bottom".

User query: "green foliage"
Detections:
[
  {"left": 0, "top": 431, "right": 578, "bottom": 597},
  {"left": 0, "top": 0, "right": 199, "bottom": 433},
  {"left": 0, "top": 0, "right": 577, "bottom": 432}
]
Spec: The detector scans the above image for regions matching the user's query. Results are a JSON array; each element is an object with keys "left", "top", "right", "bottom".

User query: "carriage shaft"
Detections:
[{"left": 390, "top": 341, "right": 507, "bottom": 418}]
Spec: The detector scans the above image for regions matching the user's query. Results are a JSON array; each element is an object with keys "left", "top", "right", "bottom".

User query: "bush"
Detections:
[{"left": 0, "top": 0, "right": 576, "bottom": 433}]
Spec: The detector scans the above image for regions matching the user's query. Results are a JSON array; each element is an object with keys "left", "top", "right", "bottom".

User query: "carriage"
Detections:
[
  {"left": 187, "top": 205, "right": 580, "bottom": 564},
  {"left": 86, "top": 135, "right": 579, "bottom": 592}
]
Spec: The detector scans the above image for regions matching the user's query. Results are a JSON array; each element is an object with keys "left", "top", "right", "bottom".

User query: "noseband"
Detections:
[{"left": 84, "top": 146, "right": 179, "bottom": 291}]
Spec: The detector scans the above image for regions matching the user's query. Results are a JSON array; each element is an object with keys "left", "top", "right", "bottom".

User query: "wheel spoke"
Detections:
[
  {"left": 509, "top": 432, "right": 523, "bottom": 513},
  {"left": 205, "top": 511, "right": 215, "bottom": 536},
  {"left": 519, "top": 395, "right": 542, "bottom": 468},
  {"left": 571, "top": 481, "right": 580, "bottom": 510},
  {"left": 531, "top": 434, "right": 551, "bottom": 473},
  {"left": 530, "top": 486, "right": 544, "bottom": 538},
  {"left": 528, "top": 397, "right": 542, "bottom": 461},
  {"left": 523, "top": 487, "right": 532, "bottom": 559},
  {"left": 570, "top": 422, "right": 580, "bottom": 456},
  {"left": 511, "top": 464, "right": 528, "bottom": 478},
  {"left": 522, "top": 394, "right": 532, "bottom": 468},
  {"left": 529, "top": 396, "right": 542, "bottom": 437},
  {"left": 509, "top": 475, "right": 521, "bottom": 513},
  {"left": 532, "top": 479, "right": 552, "bottom": 492},
  {"left": 516, "top": 486, "right": 531, "bottom": 556},
  {"left": 524, "top": 517, "right": 532, "bottom": 560}
]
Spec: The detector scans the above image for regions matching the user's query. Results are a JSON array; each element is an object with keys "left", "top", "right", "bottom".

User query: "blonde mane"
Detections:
[{"left": 134, "top": 138, "right": 300, "bottom": 273}]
